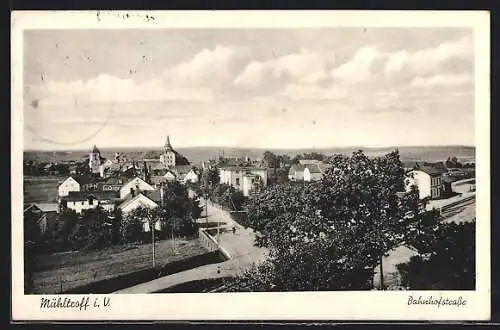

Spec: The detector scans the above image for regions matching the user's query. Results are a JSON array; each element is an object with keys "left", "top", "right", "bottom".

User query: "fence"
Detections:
[{"left": 197, "top": 228, "right": 232, "bottom": 260}]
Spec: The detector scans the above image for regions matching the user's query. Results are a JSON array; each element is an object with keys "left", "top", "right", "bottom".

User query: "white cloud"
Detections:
[
  {"left": 234, "top": 49, "right": 334, "bottom": 89},
  {"left": 33, "top": 74, "right": 215, "bottom": 105},
  {"left": 233, "top": 61, "right": 267, "bottom": 89},
  {"left": 281, "top": 84, "right": 347, "bottom": 101},
  {"left": 385, "top": 36, "right": 473, "bottom": 76},
  {"left": 331, "top": 46, "right": 384, "bottom": 83},
  {"left": 410, "top": 73, "right": 474, "bottom": 88},
  {"left": 168, "top": 44, "right": 246, "bottom": 87}
]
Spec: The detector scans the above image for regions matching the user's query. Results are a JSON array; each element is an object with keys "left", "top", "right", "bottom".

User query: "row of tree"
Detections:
[{"left": 221, "top": 150, "right": 475, "bottom": 291}]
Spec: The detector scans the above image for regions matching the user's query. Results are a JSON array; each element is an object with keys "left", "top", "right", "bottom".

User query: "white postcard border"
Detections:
[{"left": 11, "top": 10, "right": 491, "bottom": 321}]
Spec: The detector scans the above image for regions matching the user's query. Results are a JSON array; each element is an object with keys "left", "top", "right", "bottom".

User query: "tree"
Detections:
[
  {"left": 397, "top": 222, "right": 475, "bottom": 290},
  {"left": 161, "top": 181, "right": 200, "bottom": 237},
  {"left": 202, "top": 167, "right": 220, "bottom": 190},
  {"left": 127, "top": 206, "right": 166, "bottom": 268},
  {"left": 226, "top": 150, "right": 439, "bottom": 291}
]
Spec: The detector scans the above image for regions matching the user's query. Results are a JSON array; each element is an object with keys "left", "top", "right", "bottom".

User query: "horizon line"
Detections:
[{"left": 23, "top": 144, "right": 476, "bottom": 153}]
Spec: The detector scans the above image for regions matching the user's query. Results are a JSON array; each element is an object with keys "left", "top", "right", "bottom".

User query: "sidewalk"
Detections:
[{"left": 114, "top": 200, "right": 266, "bottom": 294}]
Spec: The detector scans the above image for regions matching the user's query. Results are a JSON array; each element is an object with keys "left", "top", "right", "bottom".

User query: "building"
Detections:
[
  {"left": 97, "top": 177, "right": 125, "bottom": 192},
  {"left": 219, "top": 166, "right": 268, "bottom": 196},
  {"left": 58, "top": 176, "right": 81, "bottom": 197},
  {"left": 89, "top": 145, "right": 106, "bottom": 174},
  {"left": 60, "top": 191, "right": 120, "bottom": 214},
  {"left": 405, "top": 166, "right": 445, "bottom": 200},
  {"left": 159, "top": 136, "right": 190, "bottom": 168},
  {"left": 303, "top": 163, "right": 331, "bottom": 182},
  {"left": 288, "top": 164, "right": 305, "bottom": 181},
  {"left": 117, "top": 191, "right": 162, "bottom": 232},
  {"left": 119, "top": 176, "right": 155, "bottom": 199},
  {"left": 182, "top": 168, "right": 199, "bottom": 184},
  {"left": 23, "top": 204, "right": 49, "bottom": 240}
]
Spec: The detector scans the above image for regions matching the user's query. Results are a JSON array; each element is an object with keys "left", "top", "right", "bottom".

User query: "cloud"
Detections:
[
  {"left": 30, "top": 74, "right": 215, "bottom": 105},
  {"left": 410, "top": 73, "right": 474, "bottom": 88},
  {"left": 281, "top": 84, "right": 347, "bottom": 101},
  {"left": 384, "top": 36, "right": 473, "bottom": 76},
  {"left": 233, "top": 61, "right": 267, "bottom": 89},
  {"left": 168, "top": 44, "right": 247, "bottom": 87},
  {"left": 233, "top": 49, "right": 334, "bottom": 89},
  {"left": 331, "top": 46, "right": 384, "bottom": 83}
]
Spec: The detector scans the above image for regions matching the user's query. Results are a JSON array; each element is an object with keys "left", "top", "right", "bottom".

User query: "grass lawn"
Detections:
[
  {"left": 24, "top": 176, "right": 65, "bottom": 204},
  {"left": 31, "top": 238, "right": 209, "bottom": 294}
]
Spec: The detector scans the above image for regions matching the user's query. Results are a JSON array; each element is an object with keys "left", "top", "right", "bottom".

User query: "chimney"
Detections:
[{"left": 130, "top": 187, "right": 135, "bottom": 197}]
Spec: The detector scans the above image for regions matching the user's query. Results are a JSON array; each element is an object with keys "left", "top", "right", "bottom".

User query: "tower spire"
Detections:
[{"left": 165, "top": 135, "right": 172, "bottom": 150}]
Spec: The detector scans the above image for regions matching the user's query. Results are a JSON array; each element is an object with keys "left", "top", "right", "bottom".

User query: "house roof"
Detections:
[
  {"left": 104, "top": 177, "right": 125, "bottom": 185},
  {"left": 142, "top": 190, "right": 162, "bottom": 203},
  {"left": 299, "top": 159, "right": 321, "bottom": 165},
  {"left": 413, "top": 165, "right": 444, "bottom": 176},
  {"left": 289, "top": 164, "right": 305, "bottom": 173},
  {"left": 305, "top": 164, "right": 322, "bottom": 174},
  {"left": 150, "top": 175, "right": 168, "bottom": 185},
  {"left": 317, "top": 163, "right": 332, "bottom": 172},
  {"left": 24, "top": 204, "right": 41, "bottom": 214},
  {"left": 61, "top": 190, "right": 120, "bottom": 202},
  {"left": 118, "top": 192, "right": 159, "bottom": 210},
  {"left": 34, "top": 203, "right": 59, "bottom": 213}
]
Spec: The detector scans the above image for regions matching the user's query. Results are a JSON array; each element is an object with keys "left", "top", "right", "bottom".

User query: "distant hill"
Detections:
[{"left": 24, "top": 145, "right": 475, "bottom": 166}]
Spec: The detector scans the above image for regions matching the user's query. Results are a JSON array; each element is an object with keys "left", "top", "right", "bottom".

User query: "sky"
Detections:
[{"left": 23, "top": 28, "right": 475, "bottom": 150}]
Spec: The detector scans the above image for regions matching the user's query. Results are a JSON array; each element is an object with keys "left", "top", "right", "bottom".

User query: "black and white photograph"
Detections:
[{"left": 11, "top": 11, "right": 490, "bottom": 321}]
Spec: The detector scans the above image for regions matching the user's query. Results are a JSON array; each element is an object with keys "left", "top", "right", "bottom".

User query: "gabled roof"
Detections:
[
  {"left": 34, "top": 203, "right": 58, "bottom": 213},
  {"left": 118, "top": 192, "right": 159, "bottom": 210},
  {"left": 289, "top": 164, "right": 305, "bottom": 173},
  {"left": 305, "top": 164, "right": 322, "bottom": 174},
  {"left": 142, "top": 190, "right": 162, "bottom": 204},
  {"left": 121, "top": 176, "right": 155, "bottom": 190},
  {"left": 173, "top": 165, "right": 193, "bottom": 175},
  {"left": 24, "top": 204, "right": 42, "bottom": 213}
]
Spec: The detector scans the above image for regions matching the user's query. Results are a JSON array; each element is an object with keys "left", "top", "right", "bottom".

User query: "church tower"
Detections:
[
  {"left": 160, "top": 135, "right": 176, "bottom": 167},
  {"left": 89, "top": 145, "right": 102, "bottom": 174}
]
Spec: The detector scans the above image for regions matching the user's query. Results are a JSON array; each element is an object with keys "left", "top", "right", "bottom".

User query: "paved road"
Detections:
[{"left": 114, "top": 201, "right": 267, "bottom": 294}]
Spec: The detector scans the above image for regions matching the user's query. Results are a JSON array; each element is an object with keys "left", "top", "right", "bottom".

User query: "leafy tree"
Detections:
[
  {"left": 126, "top": 206, "right": 167, "bottom": 268},
  {"left": 226, "top": 150, "right": 438, "bottom": 291},
  {"left": 201, "top": 167, "right": 220, "bottom": 192},
  {"left": 263, "top": 151, "right": 278, "bottom": 168},
  {"left": 397, "top": 222, "right": 475, "bottom": 290}
]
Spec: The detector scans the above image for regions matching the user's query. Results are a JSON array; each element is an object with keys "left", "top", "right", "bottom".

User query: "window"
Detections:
[{"left": 235, "top": 178, "right": 240, "bottom": 186}]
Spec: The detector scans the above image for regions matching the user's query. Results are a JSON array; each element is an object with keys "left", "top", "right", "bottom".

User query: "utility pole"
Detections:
[{"left": 151, "top": 217, "right": 156, "bottom": 269}]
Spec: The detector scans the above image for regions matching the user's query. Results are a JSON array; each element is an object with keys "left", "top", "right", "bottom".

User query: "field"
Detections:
[
  {"left": 31, "top": 238, "right": 211, "bottom": 294},
  {"left": 23, "top": 176, "right": 65, "bottom": 204}
]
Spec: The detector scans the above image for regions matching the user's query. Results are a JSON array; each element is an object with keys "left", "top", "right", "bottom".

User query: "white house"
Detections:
[
  {"left": 288, "top": 164, "right": 305, "bottom": 181},
  {"left": 303, "top": 163, "right": 332, "bottom": 182},
  {"left": 58, "top": 176, "right": 81, "bottom": 197},
  {"left": 182, "top": 169, "right": 199, "bottom": 184},
  {"left": 117, "top": 193, "right": 161, "bottom": 232},
  {"left": 405, "top": 166, "right": 444, "bottom": 200},
  {"left": 99, "top": 159, "right": 115, "bottom": 178},
  {"left": 119, "top": 176, "right": 155, "bottom": 199},
  {"left": 163, "top": 170, "right": 177, "bottom": 182},
  {"left": 61, "top": 193, "right": 99, "bottom": 214},
  {"left": 219, "top": 166, "right": 268, "bottom": 196}
]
